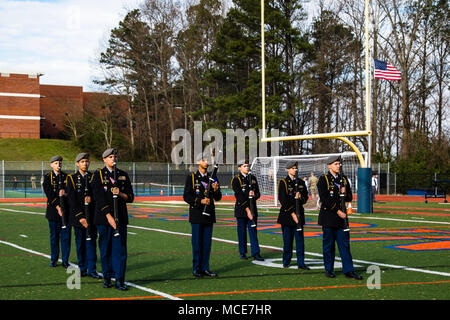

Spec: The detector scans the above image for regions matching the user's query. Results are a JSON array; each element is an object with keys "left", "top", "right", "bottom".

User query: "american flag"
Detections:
[{"left": 374, "top": 59, "right": 401, "bottom": 81}]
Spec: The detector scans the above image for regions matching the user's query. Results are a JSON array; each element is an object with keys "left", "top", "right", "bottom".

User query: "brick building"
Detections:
[
  {"left": 0, "top": 72, "right": 183, "bottom": 159},
  {"left": 40, "top": 84, "right": 84, "bottom": 139},
  {"left": 0, "top": 72, "right": 128, "bottom": 139},
  {"left": 0, "top": 72, "right": 41, "bottom": 138}
]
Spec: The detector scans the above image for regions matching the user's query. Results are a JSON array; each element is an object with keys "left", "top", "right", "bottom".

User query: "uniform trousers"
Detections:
[
  {"left": 97, "top": 224, "right": 127, "bottom": 281},
  {"left": 281, "top": 225, "right": 305, "bottom": 267},
  {"left": 191, "top": 223, "right": 213, "bottom": 273},
  {"left": 73, "top": 226, "right": 98, "bottom": 274},
  {"left": 322, "top": 226, "right": 354, "bottom": 274},
  {"left": 48, "top": 220, "right": 71, "bottom": 264},
  {"left": 236, "top": 217, "right": 260, "bottom": 257}
]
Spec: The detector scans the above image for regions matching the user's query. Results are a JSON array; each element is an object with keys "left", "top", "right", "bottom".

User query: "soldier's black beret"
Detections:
[
  {"left": 75, "top": 152, "right": 89, "bottom": 162},
  {"left": 102, "top": 148, "right": 116, "bottom": 158},
  {"left": 50, "top": 155, "right": 63, "bottom": 163},
  {"left": 327, "top": 155, "right": 342, "bottom": 165},
  {"left": 285, "top": 161, "right": 298, "bottom": 169}
]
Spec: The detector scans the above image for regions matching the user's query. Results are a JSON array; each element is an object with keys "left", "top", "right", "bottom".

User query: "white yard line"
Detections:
[
  {"left": 0, "top": 239, "right": 181, "bottom": 300},
  {"left": 0, "top": 212, "right": 181, "bottom": 300},
  {"left": 0, "top": 208, "right": 45, "bottom": 215}
]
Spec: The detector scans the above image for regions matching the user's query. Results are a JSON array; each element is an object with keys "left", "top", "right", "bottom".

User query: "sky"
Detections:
[
  {"left": 0, "top": 0, "right": 334, "bottom": 92},
  {"left": 0, "top": 0, "right": 143, "bottom": 91}
]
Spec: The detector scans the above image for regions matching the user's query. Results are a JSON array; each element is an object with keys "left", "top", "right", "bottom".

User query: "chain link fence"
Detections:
[
  {"left": 0, "top": 161, "right": 239, "bottom": 199},
  {"left": 0, "top": 160, "right": 448, "bottom": 199}
]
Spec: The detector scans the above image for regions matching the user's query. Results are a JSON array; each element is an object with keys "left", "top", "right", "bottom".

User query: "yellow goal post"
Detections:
[{"left": 259, "top": 0, "right": 372, "bottom": 169}]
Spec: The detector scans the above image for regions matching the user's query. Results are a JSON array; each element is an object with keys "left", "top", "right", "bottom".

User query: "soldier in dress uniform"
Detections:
[
  {"left": 183, "top": 153, "right": 222, "bottom": 278},
  {"left": 317, "top": 155, "right": 362, "bottom": 280},
  {"left": 277, "top": 161, "right": 310, "bottom": 270},
  {"left": 231, "top": 160, "right": 264, "bottom": 261},
  {"left": 91, "top": 148, "right": 134, "bottom": 290},
  {"left": 43, "top": 155, "right": 71, "bottom": 268},
  {"left": 66, "top": 153, "right": 101, "bottom": 279}
]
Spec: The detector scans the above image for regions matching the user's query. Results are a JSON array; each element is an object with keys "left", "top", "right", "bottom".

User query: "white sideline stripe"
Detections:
[
  {"left": 0, "top": 239, "right": 181, "bottom": 300},
  {"left": 0, "top": 229, "right": 181, "bottom": 301},
  {"left": 349, "top": 215, "right": 450, "bottom": 225},
  {"left": 0, "top": 208, "right": 45, "bottom": 215},
  {"left": 2, "top": 207, "right": 450, "bottom": 277},
  {"left": 0, "top": 240, "right": 51, "bottom": 258}
]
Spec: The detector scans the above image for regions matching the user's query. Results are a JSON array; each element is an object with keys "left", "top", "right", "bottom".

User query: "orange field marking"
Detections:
[
  {"left": 374, "top": 205, "right": 450, "bottom": 212},
  {"left": 394, "top": 241, "right": 450, "bottom": 250},
  {"left": 374, "top": 210, "right": 450, "bottom": 217},
  {"left": 92, "top": 280, "right": 450, "bottom": 300}
]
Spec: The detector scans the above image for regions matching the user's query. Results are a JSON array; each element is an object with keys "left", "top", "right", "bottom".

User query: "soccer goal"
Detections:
[{"left": 250, "top": 152, "right": 368, "bottom": 208}]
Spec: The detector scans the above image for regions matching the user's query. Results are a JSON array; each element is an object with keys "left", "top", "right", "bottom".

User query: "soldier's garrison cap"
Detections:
[
  {"left": 285, "top": 161, "right": 298, "bottom": 169},
  {"left": 50, "top": 155, "right": 63, "bottom": 163},
  {"left": 75, "top": 152, "right": 89, "bottom": 162},
  {"left": 102, "top": 148, "right": 116, "bottom": 158},
  {"left": 327, "top": 155, "right": 342, "bottom": 165}
]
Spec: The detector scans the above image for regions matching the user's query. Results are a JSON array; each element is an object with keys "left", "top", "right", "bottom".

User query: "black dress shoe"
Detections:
[
  {"left": 49, "top": 261, "right": 57, "bottom": 267},
  {"left": 298, "top": 264, "right": 310, "bottom": 270},
  {"left": 345, "top": 271, "right": 363, "bottom": 280},
  {"left": 89, "top": 271, "right": 102, "bottom": 279},
  {"left": 80, "top": 270, "right": 88, "bottom": 277},
  {"left": 283, "top": 264, "right": 290, "bottom": 268},
  {"left": 240, "top": 254, "right": 248, "bottom": 260},
  {"left": 325, "top": 270, "right": 336, "bottom": 278},
  {"left": 62, "top": 262, "right": 69, "bottom": 269},
  {"left": 103, "top": 279, "right": 112, "bottom": 288},
  {"left": 253, "top": 254, "right": 264, "bottom": 261},
  {"left": 115, "top": 281, "right": 128, "bottom": 291},
  {"left": 193, "top": 270, "right": 203, "bottom": 278},
  {"left": 202, "top": 270, "right": 218, "bottom": 277}
]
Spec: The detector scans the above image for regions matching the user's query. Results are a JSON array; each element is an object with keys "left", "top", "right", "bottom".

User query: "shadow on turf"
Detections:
[
  {"left": 3, "top": 263, "right": 449, "bottom": 291},
  {"left": 0, "top": 279, "right": 103, "bottom": 289}
]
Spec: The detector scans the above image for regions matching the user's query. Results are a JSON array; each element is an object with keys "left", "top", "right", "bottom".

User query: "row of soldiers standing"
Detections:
[
  {"left": 43, "top": 149, "right": 134, "bottom": 291},
  {"left": 44, "top": 150, "right": 362, "bottom": 293},
  {"left": 184, "top": 154, "right": 362, "bottom": 280}
]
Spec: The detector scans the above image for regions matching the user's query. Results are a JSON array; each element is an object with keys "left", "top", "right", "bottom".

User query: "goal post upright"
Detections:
[{"left": 259, "top": 0, "right": 373, "bottom": 213}]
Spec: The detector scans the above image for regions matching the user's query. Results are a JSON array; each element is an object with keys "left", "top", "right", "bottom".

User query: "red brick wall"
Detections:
[
  {"left": 0, "top": 96, "right": 40, "bottom": 116},
  {"left": 0, "top": 73, "right": 182, "bottom": 142},
  {"left": 0, "top": 73, "right": 41, "bottom": 138},
  {"left": 0, "top": 119, "right": 40, "bottom": 138},
  {"left": 0, "top": 73, "right": 40, "bottom": 94},
  {"left": 40, "top": 84, "right": 83, "bottom": 138}
]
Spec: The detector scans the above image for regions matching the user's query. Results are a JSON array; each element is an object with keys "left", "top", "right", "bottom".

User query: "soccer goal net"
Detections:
[{"left": 250, "top": 152, "right": 368, "bottom": 207}]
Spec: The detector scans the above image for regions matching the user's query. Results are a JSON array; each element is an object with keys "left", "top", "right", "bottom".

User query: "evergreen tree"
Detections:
[{"left": 201, "top": 0, "right": 310, "bottom": 155}]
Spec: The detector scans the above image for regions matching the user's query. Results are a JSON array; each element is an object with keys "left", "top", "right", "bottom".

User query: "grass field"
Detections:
[
  {"left": 0, "top": 198, "right": 449, "bottom": 301},
  {"left": 0, "top": 138, "right": 96, "bottom": 161}
]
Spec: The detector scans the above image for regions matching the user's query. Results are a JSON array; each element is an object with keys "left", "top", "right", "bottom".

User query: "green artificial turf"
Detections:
[{"left": 0, "top": 200, "right": 449, "bottom": 300}]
